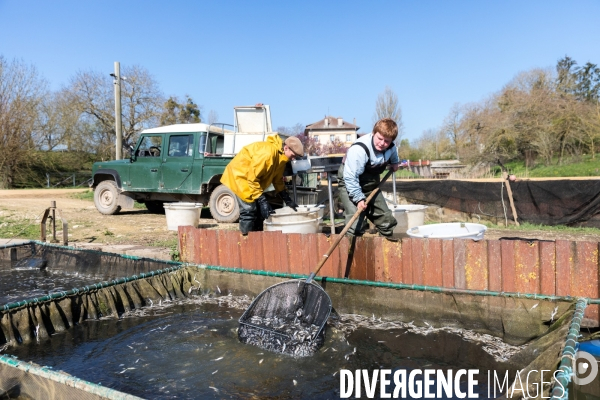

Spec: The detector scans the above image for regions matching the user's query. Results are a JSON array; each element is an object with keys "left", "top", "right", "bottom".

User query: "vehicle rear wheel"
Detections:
[
  {"left": 145, "top": 201, "right": 165, "bottom": 214},
  {"left": 209, "top": 184, "right": 239, "bottom": 223},
  {"left": 94, "top": 181, "right": 121, "bottom": 215}
]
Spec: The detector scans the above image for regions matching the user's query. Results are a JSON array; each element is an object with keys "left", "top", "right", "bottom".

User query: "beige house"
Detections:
[{"left": 304, "top": 116, "right": 359, "bottom": 147}]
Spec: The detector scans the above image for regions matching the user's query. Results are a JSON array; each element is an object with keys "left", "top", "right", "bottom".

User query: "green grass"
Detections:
[
  {"left": 70, "top": 190, "right": 94, "bottom": 200},
  {"left": 493, "top": 155, "right": 600, "bottom": 178},
  {"left": 0, "top": 214, "right": 42, "bottom": 240},
  {"left": 497, "top": 222, "right": 600, "bottom": 235}
]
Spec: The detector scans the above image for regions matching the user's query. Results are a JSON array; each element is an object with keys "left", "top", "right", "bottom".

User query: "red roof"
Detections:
[{"left": 305, "top": 116, "right": 359, "bottom": 131}]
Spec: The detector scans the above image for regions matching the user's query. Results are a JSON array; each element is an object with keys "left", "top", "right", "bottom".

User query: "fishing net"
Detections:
[{"left": 238, "top": 280, "right": 332, "bottom": 357}]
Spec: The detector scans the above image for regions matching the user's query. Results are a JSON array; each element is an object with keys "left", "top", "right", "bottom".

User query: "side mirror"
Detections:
[{"left": 129, "top": 146, "right": 136, "bottom": 162}]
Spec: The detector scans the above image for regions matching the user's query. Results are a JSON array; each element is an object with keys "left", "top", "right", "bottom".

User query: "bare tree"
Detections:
[
  {"left": 207, "top": 110, "right": 219, "bottom": 125},
  {"left": 373, "top": 86, "right": 404, "bottom": 141},
  {"left": 276, "top": 123, "right": 305, "bottom": 137},
  {"left": 0, "top": 56, "right": 48, "bottom": 188},
  {"left": 37, "top": 89, "right": 87, "bottom": 151},
  {"left": 442, "top": 103, "right": 465, "bottom": 161},
  {"left": 65, "top": 65, "right": 164, "bottom": 159},
  {"left": 580, "top": 101, "right": 600, "bottom": 158}
]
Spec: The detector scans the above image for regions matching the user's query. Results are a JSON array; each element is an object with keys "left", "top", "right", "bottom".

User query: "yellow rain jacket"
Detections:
[{"left": 220, "top": 134, "right": 289, "bottom": 203}]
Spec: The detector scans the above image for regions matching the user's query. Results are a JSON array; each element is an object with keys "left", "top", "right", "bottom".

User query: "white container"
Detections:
[
  {"left": 163, "top": 202, "right": 202, "bottom": 231},
  {"left": 297, "top": 204, "right": 326, "bottom": 218},
  {"left": 269, "top": 206, "right": 321, "bottom": 223},
  {"left": 387, "top": 204, "right": 428, "bottom": 236},
  {"left": 264, "top": 217, "right": 323, "bottom": 234},
  {"left": 406, "top": 223, "right": 487, "bottom": 241}
]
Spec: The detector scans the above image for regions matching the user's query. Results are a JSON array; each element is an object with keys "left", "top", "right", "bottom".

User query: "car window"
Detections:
[
  {"left": 136, "top": 135, "right": 162, "bottom": 157},
  {"left": 198, "top": 132, "right": 207, "bottom": 154},
  {"left": 168, "top": 135, "right": 193, "bottom": 157}
]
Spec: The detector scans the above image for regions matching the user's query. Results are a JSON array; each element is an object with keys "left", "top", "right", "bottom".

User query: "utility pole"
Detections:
[{"left": 112, "top": 62, "right": 123, "bottom": 160}]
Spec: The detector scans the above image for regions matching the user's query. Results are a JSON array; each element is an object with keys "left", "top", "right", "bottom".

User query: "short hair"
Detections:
[{"left": 373, "top": 118, "right": 398, "bottom": 140}]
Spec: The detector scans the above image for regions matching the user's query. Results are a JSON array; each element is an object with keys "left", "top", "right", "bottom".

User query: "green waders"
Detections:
[{"left": 337, "top": 164, "right": 397, "bottom": 237}]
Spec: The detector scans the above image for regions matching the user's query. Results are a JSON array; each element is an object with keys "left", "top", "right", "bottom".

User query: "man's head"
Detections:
[
  {"left": 372, "top": 118, "right": 398, "bottom": 152},
  {"left": 283, "top": 137, "right": 304, "bottom": 159}
]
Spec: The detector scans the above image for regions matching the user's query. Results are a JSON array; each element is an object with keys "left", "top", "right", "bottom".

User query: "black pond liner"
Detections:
[{"left": 238, "top": 279, "right": 332, "bottom": 356}]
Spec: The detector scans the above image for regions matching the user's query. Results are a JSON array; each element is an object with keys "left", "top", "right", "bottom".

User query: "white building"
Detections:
[{"left": 304, "top": 116, "right": 359, "bottom": 147}]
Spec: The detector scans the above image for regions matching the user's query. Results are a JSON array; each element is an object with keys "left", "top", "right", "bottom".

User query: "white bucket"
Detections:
[
  {"left": 269, "top": 206, "right": 321, "bottom": 223},
  {"left": 387, "top": 204, "right": 428, "bottom": 236},
  {"left": 163, "top": 202, "right": 202, "bottom": 231},
  {"left": 264, "top": 217, "right": 323, "bottom": 234},
  {"left": 406, "top": 223, "right": 487, "bottom": 241},
  {"left": 296, "top": 204, "right": 326, "bottom": 218}
]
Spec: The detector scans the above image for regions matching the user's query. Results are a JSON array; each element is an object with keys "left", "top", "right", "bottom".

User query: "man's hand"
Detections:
[
  {"left": 356, "top": 200, "right": 367, "bottom": 211},
  {"left": 256, "top": 195, "right": 275, "bottom": 219},
  {"left": 278, "top": 190, "right": 299, "bottom": 212},
  {"left": 389, "top": 163, "right": 400, "bottom": 172}
]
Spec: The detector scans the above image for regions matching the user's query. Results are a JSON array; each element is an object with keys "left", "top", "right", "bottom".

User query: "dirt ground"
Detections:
[
  {"left": 1, "top": 189, "right": 600, "bottom": 248},
  {"left": 0, "top": 189, "right": 235, "bottom": 249}
]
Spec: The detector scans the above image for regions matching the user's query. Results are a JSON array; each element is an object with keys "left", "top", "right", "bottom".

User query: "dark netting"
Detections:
[
  {"left": 0, "top": 243, "right": 194, "bottom": 347},
  {"left": 238, "top": 280, "right": 332, "bottom": 356},
  {"left": 384, "top": 179, "right": 600, "bottom": 227}
]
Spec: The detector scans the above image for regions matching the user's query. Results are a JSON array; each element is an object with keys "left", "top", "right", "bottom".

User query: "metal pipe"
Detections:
[
  {"left": 114, "top": 61, "right": 122, "bottom": 160},
  {"left": 551, "top": 297, "right": 587, "bottom": 400},
  {"left": 328, "top": 173, "right": 336, "bottom": 234},
  {"left": 392, "top": 170, "right": 397, "bottom": 205},
  {"left": 2, "top": 264, "right": 184, "bottom": 311},
  {"left": 0, "top": 355, "right": 144, "bottom": 400},
  {"left": 197, "top": 264, "right": 587, "bottom": 303}
]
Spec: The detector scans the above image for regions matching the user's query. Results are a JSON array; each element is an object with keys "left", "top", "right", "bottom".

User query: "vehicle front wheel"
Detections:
[
  {"left": 94, "top": 181, "right": 122, "bottom": 215},
  {"left": 209, "top": 184, "right": 239, "bottom": 223}
]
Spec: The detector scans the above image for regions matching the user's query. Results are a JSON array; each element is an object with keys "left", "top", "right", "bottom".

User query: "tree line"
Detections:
[
  {"left": 0, "top": 56, "right": 204, "bottom": 188},
  {"left": 405, "top": 56, "right": 600, "bottom": 167},
  {"left": 0, "top": 54, "right": 405, "bottom": 188}
]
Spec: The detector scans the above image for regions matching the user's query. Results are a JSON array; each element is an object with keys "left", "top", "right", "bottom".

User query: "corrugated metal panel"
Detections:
[
  {"left": 539, "top": 241, "right": 556, "bottom": 296},
  {"left": 423, "top": 239, "right": 443, "bottom": 287},
  {"left": 218, "top": 230, "right": 241, "bottom": 268},
  {"left": 178, "top": 228, "right": 600, "bottom": 325},
  {"left": 487, "top": 240, "right": 502, "bottom": 292},
  {"left": 514, "top": 240, "right": 539, "bottom": 294},
  {"left": 573, "top": 241, "right": 598, "bottom": 322},
  {"left": 501, "top": 240, "right": 516, "bottom": 292},
  {"left": 465, "top": 240, "right": 488, "bottom": 290},
  {"left": 453, "top": 239, "right": 467, "bottom": 289},
  {"left": 555, "top": 240, "right": 572, "bottom": 297}
]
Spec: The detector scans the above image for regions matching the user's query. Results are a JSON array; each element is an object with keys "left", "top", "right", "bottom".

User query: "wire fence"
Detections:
[{"left": 45, "top": 172, "right": 92, "bottom": 188}]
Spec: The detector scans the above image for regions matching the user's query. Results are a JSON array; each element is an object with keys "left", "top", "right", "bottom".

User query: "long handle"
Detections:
[{"left": 306, "top": 169, "right": 394, "bottom": 283}]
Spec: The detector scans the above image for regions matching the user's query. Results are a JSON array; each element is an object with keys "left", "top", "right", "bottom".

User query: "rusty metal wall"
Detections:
[{"left": 178, "top": 228, "right": 599, "bottom": 325}]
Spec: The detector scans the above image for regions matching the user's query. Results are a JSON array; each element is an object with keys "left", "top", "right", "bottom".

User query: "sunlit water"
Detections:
[
  {"left": 6, "top": 301, "right": 501, "bottom": 399},
  {"left": 0, "top": 260, "right": 114, "bottom": 305}
]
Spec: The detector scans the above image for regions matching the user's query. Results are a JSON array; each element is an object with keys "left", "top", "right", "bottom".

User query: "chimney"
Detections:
[
  {"left": 337, "top": 118, "right": 343, "bottom": 127},
  {"left": 324, "top": 118, "right": 329, "bottom": 127},
  {"left": 353, "top": 118, "right": 356, "bottom": 125}
]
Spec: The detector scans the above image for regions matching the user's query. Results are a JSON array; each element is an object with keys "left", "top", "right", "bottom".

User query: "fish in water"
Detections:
[
  {"left": 238, "top": 311, "right": 325, "bottom": 357},
  {"left": 14, "top": 258, "right": 47, "bottom": 270}
]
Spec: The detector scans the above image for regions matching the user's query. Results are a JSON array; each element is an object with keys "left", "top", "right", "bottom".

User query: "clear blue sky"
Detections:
[{"left": 1, "top": 0, "right": 599, "bottom": 142}]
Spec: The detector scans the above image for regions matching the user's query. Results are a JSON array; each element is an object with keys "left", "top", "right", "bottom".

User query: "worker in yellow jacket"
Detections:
[{"left": 221, "top": 134, "right": 304, "bottom": 234}]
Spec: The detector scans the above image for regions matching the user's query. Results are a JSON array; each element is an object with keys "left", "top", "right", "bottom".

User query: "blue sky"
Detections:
[{"left": 1, "top": 0, "right": 599, "bottom": 142}]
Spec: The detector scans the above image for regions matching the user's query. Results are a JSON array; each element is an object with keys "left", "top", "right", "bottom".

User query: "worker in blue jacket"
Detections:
[{"left": 338, "top": 118, "right": 400, "bottom": 241}]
